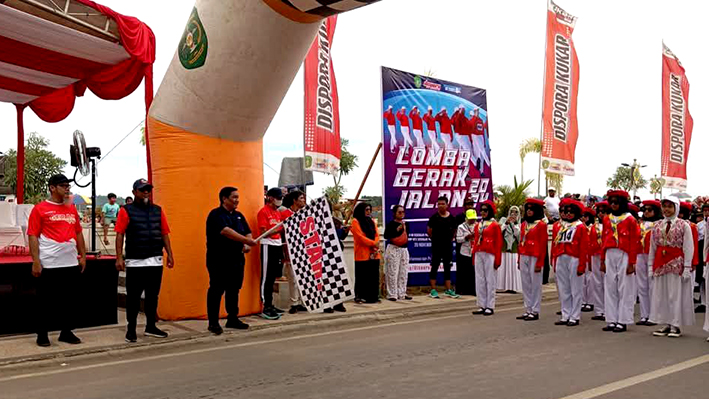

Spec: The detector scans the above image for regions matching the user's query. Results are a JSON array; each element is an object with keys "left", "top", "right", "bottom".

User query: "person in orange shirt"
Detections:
[
  {"left": 472, "top": 200, "right": 502, "bottom": 316},
  {"left": 351, "top": 202, "right": 381, "bottom": 304},
  {"left": 637, "top": 200, "right": 662, "bottom": 326},
  {"left": 552, "top": 199, "right": 588, "bottom": 326}
]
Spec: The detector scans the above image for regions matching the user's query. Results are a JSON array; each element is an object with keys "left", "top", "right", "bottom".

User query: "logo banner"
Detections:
[
  {"left": 283, "top": 196, "right": 354, "bottom": 312},
  {"left": 661, "top": 43, "right": 693, "bottom": 191},
  {"left": 541, "top": 0, "right": 580, "bottom": 176},
  {"left": 381, "top": 66, "right": 492, "bottom": 284},
  {"left": 304, "top": 16, "right": 341, "bottom": 175}
]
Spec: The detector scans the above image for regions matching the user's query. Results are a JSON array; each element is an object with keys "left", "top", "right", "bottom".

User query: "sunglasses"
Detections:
[
  {"left": 139, "top": 188, "right": 152, "bottom": 193},
  {"left": 608, "top": 199, "right": 620, "bottom": 205},
  {"left": 57, "top": 184, "right": 71, "bottom": 189},
  {"left": 480, "top": 207, "right": 490, "bottom": 213}
]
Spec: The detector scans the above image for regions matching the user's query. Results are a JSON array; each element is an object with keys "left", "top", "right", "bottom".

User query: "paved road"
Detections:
[{"left": 1, "top": 301, "right": 708, "bottom": 399}]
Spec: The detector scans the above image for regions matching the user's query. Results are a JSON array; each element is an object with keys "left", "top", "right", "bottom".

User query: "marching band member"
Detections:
[
  {"left": 422, "top": 106, "right": 441, "bottom": 152},
  {"left": 435, "top": 107, "right": 454, "bottom": 149},
  {"left": 383, "top": 105, "right": 397, "bottom": 154},
  {"left": 552, "top": 200, "right": 588, "bottom": 326},
  {"left": 590, "top": 201, "right": 608, "bottom": 321},
  {"left": 650, "top": 197, "right": 695, "bottom": 338},
  {"left": 396, "top": 106, "right": 415, "bottom": 154},
  {"left": 637, "top": 200, "right": 662, "bottom": 326},
  {"left": 601, "top": 190, "right": 640, "bottom": 333},
  {"left": 581, "top": 208, "right": 596, "bottom": 313},
  {"left": 472, "top": 200, "right": 502, "bottom": 316},
  {"left": 516, "top": 199, "right": 548, "bottom": 321},
  {"left": 408, "top": 106, "right": 425, "bottom": 148}
]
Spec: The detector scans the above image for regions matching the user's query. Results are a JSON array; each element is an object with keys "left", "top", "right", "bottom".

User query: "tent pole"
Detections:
[{"left": 15, "top": 104, "right": 25, "bottom": 204}]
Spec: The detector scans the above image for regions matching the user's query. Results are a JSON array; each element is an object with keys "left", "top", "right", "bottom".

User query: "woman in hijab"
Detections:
[
  {"left": 351, "top": 202, "right": 381, "bottom": 304},
  {"left": 497, "top": 206, "right": 522, "bottom": 293},
  {"left": 649, "top": 197, "right": 695, "bottom": 338}
]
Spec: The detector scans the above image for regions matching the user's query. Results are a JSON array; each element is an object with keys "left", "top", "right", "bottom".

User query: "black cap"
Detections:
[
  {"left": 48, "top": 174, "right": 71, "bottom": 187},
  {"left": 266, "top": 187, "right": 283, "bottom": 200},
  {"left": 133, "top": 178, "right": 153, "bottom": 191}
]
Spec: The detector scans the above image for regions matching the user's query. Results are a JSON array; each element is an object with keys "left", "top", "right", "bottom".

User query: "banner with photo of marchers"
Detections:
[{"left": 381, "top": 66, "right": 493, "bottom": 285}]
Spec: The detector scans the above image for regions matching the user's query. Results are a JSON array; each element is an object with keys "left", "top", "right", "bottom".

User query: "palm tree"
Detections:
[
  {"left": 519, "top": 138, "right": 541, "bottom": 182},
  {"left": 494, "top": 176, "right": 534, "bottom": 219}
]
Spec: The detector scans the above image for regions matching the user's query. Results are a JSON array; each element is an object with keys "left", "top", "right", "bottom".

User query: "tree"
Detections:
[
  {"left": 140, "top": 125, "right": 146, "bottom": 146},
  {"left": 323, "top": 138, "right": 358, "bottom": 204},
  {"left": 494, "top": 176, "right": 533, "bottom": 220},
  {"left": 4, "top": 132, "right": 67, "bottom": 204},
  {"left": 519, "top": 138, "right": 541, "bottom": 182},
  {"left": 606, "top": 165, "right": 647, "bottom": 193}
]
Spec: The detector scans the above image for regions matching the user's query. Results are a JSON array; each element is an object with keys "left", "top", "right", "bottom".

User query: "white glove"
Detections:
[{"left": 681, "top": 268, "right": 691, "bottom": 282}]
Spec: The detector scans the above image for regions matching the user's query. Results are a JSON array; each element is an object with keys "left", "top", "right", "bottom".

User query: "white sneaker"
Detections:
[{"left": 667, "top": 327, "right": 682, "bottom": 338}]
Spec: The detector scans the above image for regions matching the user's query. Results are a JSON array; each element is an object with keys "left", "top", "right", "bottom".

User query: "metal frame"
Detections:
[{"left": 13, "top": 0, "right": 119, "bottom": 41}]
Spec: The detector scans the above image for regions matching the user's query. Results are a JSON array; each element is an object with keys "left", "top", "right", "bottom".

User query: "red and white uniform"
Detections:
[
  {"left": 396, "top": 109, "right": 414, "bottom": 152},
  {"left": 473, "top": 218, "right": 502, "bottom": 310},
  {"left": 588, "top": 221, "right": 605, "bottom": 316},
  {"left": 384, "top": 108, "right": 397, "bottom": 152},
  {"left": 257, "top": 206, "right": 283, "bottom": 246},
  {"left": 637, "top": 219, "right": 657, "bottom": 321},
  {"left": 423, "top": 110, "right": 440, "bottom": 152},
  {"left": 452, "top": 108, "right": 471, "bottom": 151},
  {"left": 552, "top": 217, "right": 588, "bottom": 323},
  {"left": 518, "top": 218, "right": 547, "bottom": 315},
  {"left": 27, "top": 201, "right": 82, "bottom": 268},
  {"left": 602, "top": 212, "right": 640, "bottom": 326},
  {"left": 435, "top": 110, "right": 453, "bottom": 148},
  {"left": 409, "top": 109, "right": 424, "bottom": 147},
  {"left": 468, "top": 113, "right": 490, "bottom": 169}
]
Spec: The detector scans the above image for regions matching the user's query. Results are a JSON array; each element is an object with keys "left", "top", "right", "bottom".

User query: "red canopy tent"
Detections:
[{"left": 0, "top": 0, "right": 155, "bottom": 203}]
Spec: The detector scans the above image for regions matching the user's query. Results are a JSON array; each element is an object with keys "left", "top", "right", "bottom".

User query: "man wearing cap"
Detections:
[
  {"left": 258, "top": 187, "right": 286, "bottom": 320},
  {"left": 601, "top": 190, "right": 640, "bottom": 333},
  {"left": 29, "top": 174, "right": 87, "bottom": 347},
  {"left": 115, "top": 179, "right": 175, "bottom": 343},
  {"left": 544, "top": 188, "right": 560, "bottom": 222}
]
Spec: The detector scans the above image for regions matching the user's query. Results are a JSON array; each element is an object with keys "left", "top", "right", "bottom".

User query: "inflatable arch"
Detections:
[{"left": 149, "top": 0, "right": 381, "bottom": 320}]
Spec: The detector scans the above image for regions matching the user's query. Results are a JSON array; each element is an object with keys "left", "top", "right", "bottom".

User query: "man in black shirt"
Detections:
[
  {"left": 206, "top": 187, "right": 258, "bottom": 335},
  {"left": 427, "top": 196, "right": 459, "bottom": 299}
]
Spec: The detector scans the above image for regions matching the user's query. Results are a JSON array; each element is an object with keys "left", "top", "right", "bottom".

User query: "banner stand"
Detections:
[{"left": 345, "top": 142, "right": 383, "bottom": 225}]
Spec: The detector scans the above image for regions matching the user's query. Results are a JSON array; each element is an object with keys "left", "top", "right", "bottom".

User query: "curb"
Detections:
[{"left": 0, "top": 290, "right": 559, "bottom": 368}]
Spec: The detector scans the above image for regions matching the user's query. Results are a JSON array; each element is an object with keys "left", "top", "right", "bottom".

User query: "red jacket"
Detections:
[
  {"left": 409, "top": 110, "right": 423, "bottom": 130},
  {"left": 639, "top": 221, "right": 656, "bottom": 255},
  {"left": 602, "top": 213, "right": 640, "bottom": 265},
  {"left": 423, "top": 111, "right": 435, "bottom": 131},
  {"left": 588, "top": 223, "right": 603, "bottom": 257},
  {"left": 518, "top": 220, "right": 547, "bottom": 268},
  {"left": 552, "top": 221, "right": 588, "bottom": 274},
  {"left": 383, "top": 110, "right": 395, "bottom": 125},
  {"left": 435, "top": 111, "right": 452, "bottom": 134},
  {"left": 452, "top": 109, "right": 468, "bottom": 135},
  {"left": 396, "top": 110, "right": 410, "bottom": 127},
  {"left": 473, "top": 220, "right": 502, "bottom": 265},
  {"left": 691, "top": 222, "right": 699, "bottom": 266},
  {"left": 470, "top": 116, "right": 485, "bottom": 136}
]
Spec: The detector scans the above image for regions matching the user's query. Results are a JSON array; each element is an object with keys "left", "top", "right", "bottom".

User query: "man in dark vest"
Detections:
[{"left": 115, "top": 178, "right": 175, "bottom": 343}]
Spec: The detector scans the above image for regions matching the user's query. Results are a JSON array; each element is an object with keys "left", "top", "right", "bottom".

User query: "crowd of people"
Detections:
[{"left": 25, "top": 173, "right": 709, "bottom": 347}]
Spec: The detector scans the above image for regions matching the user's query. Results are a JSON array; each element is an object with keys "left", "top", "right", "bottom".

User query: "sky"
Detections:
[{"left": 1, "top": 0, "right": 708, "bottom": 201}]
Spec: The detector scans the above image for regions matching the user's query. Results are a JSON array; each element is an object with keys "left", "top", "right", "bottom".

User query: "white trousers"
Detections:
[
  {"left": 582, "top": 269, "right": 592, "bottom": 305},
  {"left": 400, "top": 126, "right": 414, "bottom": 152},
  {"left": 455, "top": 133, "right": 470, "bottom": 151},
  {"left": 591, "top": 255, "right": 605, "bottom": 316},
  {"left": 412, "top": 129, "right": 424, "bottom": 148},
  {"left": 384, "top": 245, "right": 410, "bottom": 300},
  {"left": 519, "top": 255, "right": 543, "bottom": 315},
  {"left": 636, "top": 253, "right": 653, "bottom": 320},
  {"left": 556, "top": 255, "right": 584, "bottom": 322},
  {"left": 388, "top": 125, "right": 397, "bottom": 152},
  {"left": 286, "top": 262, "right": 301, "bottom": 305},
  {"left": 425, "top": 129, "right": 441, "bottom": 152},
  {"left": 604, "top": 249, "right": 637, "bottom": 325},
  {"left": 475, "top": 252, "right": 497, "bottom": 310},
  {"left": 441, "top": 133, "right": 453, "bottom": 149},
  {"left": 471, "top": 134, "right": 490, "bottom": 168}
]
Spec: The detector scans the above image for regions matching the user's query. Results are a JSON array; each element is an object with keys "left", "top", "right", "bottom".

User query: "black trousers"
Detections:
[
  {"left": 456, "top": 254, "right": 476, "bottom": 295},
  {"left": 430, "top": 246, "right": 453, "bottom": 281},
  {"left": 355, "top": 259, "right": 380, "bottom": 303},
  {"left": 126, "top": 266, "right": 163, "bottom": 330},
  {"left": 37, "top": 266, "right": 80, "bottom": 334},
  {"left": 260, "top": 244, "right": 283, "bottom": 309},
  {"left": 697, "top": 240, "right": 705, "bottom": 285},
  {"left": 207, "top": 262, "right": 244, "bottom": 326}
]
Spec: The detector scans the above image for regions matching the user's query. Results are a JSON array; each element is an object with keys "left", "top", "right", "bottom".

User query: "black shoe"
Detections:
[
  {"left": 637, "top": 319, "right": 648, "bottom": 326},
  {"left": 208, "top": 324, "right": 223, "bottom": 335},
  {"left": 645, "top": 321, "right": 657, "bottom": 326},
  {"left": 333, "top": 303, "right": 347, "bottom": 312},
  {"left": 591, "top": 315, "right": 606, "bottom": 321},
  {"left": 668, "top": 327, "right": 682, "bottom": 338},
  {"left": 58, "top": 331, "right": 82, "bottom": 345},
  {"left": 354, "top": 298, "right": 364, "bottom": 304},
  {"left": 581, "top": 305, "right": 593, "bottom": 313},
  {"left": 324, "top": 308, "right": 335, "bottom": 313},
  {"left": 602, "top": 324, "right": 617, "bottom": 332},
  {"left": 613, "top": 324, "right": 627, "bottom": 333},
  {"left": 36, "top": 333, "right": 50, "bottom": 347},
  {"left": 483, "top": 309, "right": 494, "bottom": 316},
  {"left": 260, "top": 309, "right": 281, "bottom": 320},
  {"left": 555, "top": 320, "right": 569, "bottom": 326},
  {"left": 556, "top": 311, "right": 562, "bottom": 315},
  {"left": 653, "top": 325, "right": 671, "bottom": 337},
  {"left": 289, "top": 306, "right": 299, "bottom": 314},
  {"left": 125, "top": 330, "right": 137, "bottom": 343},
  {"left": 472, "top": 308, "right": 485, "bottom": 315},
  {"left": 567, "top": 320, "right": 579, "bottom": 327},
  {"left": 696, "top": 305, "right": 706, "bottom": 313},
  {"left": 516, "top": 313, "right": 530, "bottom": 320},
  {"left": 403, "top": 296, "right": 413, "bottom": 300},
  {"left": 144, "top": 326, "right": 168, "bottom": 338},
  {"left": 587, "top": 304, "right": 594, "bottom": 312},
  {"left": 525, "top": 314, "right": 540, "bottom": 321},
  {"left": 225, "top": 318, "right": 249, "bottom": 330},
  {"left": 387, "top": 298, "right": 397, "bottom": 302},
  {"left": 272, "top": 307, "right": 286, "bottom": 314},
  {"left": 295, "top": 304, "right": 308, "bottom": 312}
]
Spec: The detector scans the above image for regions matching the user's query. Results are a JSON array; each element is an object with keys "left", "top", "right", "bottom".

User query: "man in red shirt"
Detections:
[
  {"left": 422, "top": 106, "right": 440, "bottom": 152},
  {"left": 435, "top": 107, "right": 453, "bottom": 149},
  {"left": 408, "top": 106, "right": 424, "bottom": 148},
  {"left": 115, "top": 179, "right": 175, "bottom": 343},
  {"left": 383, "top": 105, "right": 397, "bottom": 154},
  {"left": 28, "top": 174, "right": 87, "bottom": 347},
  {"left": 396, "top": 106, "right": 414, "bottom": 154},
  {"left": 258, "top": 187, "right": 286, "bottom": 320},
  {"left": 469, "top": 108, "right": 491, "bottom": 171}
]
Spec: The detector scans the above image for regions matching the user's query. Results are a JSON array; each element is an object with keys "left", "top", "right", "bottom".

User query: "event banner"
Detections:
[
  {"left": 283, "top": 196, "right": 354, "bottom": 312},
  {"left": 540, "top": 0, "right": 580, "bottom": 176},
  {"left": 661, "top": 43, "right": 693, "bottom": 191},
  {"left": 304, "top": 16, "right": 341, "bottom": 175},
  {"left": 381, "top": 67, "right": 492, "bottom": 283}
]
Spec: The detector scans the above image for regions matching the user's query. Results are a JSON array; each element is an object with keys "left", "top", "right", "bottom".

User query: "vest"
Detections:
[{"left": 123, "top": 202, "right": 164, "bottom": 260}]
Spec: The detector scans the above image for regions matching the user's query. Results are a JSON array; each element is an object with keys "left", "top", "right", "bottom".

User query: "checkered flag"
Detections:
[
  {"left": 278, "top": 0, "right": 381, "bottom": 18},
  {"left": 283, "top": 196, "right": 354, "bottom": 312}
]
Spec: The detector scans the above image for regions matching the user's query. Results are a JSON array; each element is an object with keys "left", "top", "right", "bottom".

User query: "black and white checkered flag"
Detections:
[{"left": 283, "top": 196, "right": 354, "bottom": 312}]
